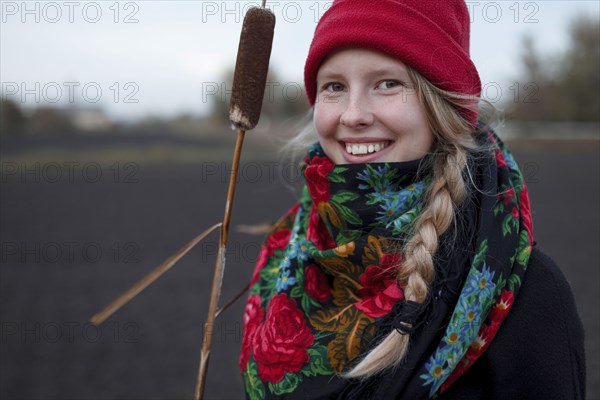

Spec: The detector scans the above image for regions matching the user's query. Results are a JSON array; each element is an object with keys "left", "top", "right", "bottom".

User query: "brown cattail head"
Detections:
[{"left": 229, "top": 7, "right": 276, "bottom": 131}]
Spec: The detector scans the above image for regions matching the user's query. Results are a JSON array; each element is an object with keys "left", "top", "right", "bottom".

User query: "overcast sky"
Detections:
[{"left": 1, "top": 1, "right": 599, "bottom": 121}]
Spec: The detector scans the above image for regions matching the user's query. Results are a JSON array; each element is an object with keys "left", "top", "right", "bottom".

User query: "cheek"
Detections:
[
  {"left": 313, "top": 104, "right": 342, "bottom": 162},
  {"left": 313, "top": 103, "right": 337, "bottom": 140},
  {"left": 313, "top": 105, "right": 327, "bottom": 140},
  {"left": 412, "top": 113, "right": 434, "bottom": 149},
  {"left": 387, "top": 102, "right": 431, "bottom": 139}
]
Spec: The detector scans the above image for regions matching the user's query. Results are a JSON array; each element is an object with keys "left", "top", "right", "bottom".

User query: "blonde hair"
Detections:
[{"left": 282, "top": 66, "right": 498, "bottom": 379}]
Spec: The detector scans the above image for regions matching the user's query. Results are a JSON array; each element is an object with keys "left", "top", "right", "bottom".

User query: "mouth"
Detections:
[{"left": 338, "top": 139, "right": 393, "bottom": 161}]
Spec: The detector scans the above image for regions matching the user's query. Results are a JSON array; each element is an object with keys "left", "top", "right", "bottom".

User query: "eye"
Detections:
[
  {"left": 323, "top": 82, "right": 345, "bottom": 92},
  {"left": 377, "top": 80, "right": 401, "bottom": 90}
]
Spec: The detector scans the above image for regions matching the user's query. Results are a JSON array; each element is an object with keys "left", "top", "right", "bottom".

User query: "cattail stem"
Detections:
[{"left": 194, "top": 128, "right": 246, "bottom": 400}]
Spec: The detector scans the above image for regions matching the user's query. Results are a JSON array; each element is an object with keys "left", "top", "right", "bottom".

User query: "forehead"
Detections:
[{"left": 316, "top": 47, "right": 410, "bottom": 80}]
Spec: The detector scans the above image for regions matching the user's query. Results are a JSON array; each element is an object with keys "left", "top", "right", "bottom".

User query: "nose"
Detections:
[{"left": 340, "top": 92, "right": 374, "bottom": 129}]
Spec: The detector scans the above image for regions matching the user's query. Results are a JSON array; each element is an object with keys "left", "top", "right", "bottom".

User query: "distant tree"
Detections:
[
  {"left": 28, "top": 107, "right": 74, "bottom": 135},
  {"left": 506, "top": 15, "right": 599, "bottom": 121},
  {"left": 555, "top": 16, "right": 600, "bottom": 120},
  {"left": 0, "top": 99, "right": 27, "bottom": 135}
]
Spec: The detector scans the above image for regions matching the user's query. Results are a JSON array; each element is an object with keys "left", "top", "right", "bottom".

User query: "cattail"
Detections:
[{"left": 229, "top": 7, "right": 276, "bottom": 131}]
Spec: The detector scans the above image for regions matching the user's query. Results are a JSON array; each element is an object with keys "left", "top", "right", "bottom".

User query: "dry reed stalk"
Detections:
[{"left": 90, "top": 222, "right": 222, "bottom": 326}]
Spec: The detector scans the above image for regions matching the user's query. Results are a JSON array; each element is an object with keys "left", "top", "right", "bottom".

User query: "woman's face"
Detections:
[{"left": 314, "top": 48, "right": 434, "bottom": 164}]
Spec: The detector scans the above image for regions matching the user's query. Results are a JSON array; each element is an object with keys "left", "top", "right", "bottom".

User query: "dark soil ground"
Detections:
[{"left": 1, "top": 136, "right": 598, "bottom": 399}]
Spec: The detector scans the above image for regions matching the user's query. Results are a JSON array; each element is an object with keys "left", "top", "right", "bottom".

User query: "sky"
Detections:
[{"left": 1, "top": 0, "right": 599, "bottom": 121}]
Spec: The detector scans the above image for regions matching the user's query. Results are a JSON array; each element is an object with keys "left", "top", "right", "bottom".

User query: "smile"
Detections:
[{"left": 342, "top": 141, "right": 390, "bottom": 156}]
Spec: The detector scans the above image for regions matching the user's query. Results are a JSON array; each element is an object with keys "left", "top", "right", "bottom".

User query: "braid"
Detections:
[
  {"left": 399, "top": 146, "right": 469, "bottom": 337},
  {"left": 401, "top": 146, "right": 468, "bottom": 296},
  {"left": 344, "top": 145, "right": 468, "bottom": 379}
]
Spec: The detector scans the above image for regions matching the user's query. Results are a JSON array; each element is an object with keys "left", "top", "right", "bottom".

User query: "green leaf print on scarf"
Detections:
[
  {"left": 244, "top": 360, "right": 266, "bottom": 400},
  {"left": 268, "top": 373, "right": 301, "bottom": 395}
]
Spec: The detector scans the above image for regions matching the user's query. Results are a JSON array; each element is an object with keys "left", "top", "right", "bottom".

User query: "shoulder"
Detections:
[
  {"left": 525, "top": 247, "right": 574, "bottom": 293},
  {"left": 518, "top": 247, "right": 586, "bottom": 352},
  {"left": 520, "top": 247, "right": 581, "bottom": 319},
  {"left": 515, "top": 247, "right": 586, "bottom": 362},
  {"left": 499, "top": 247, "right": 586, "bottom": 398},
  {"left": 439, "top": 247, "right": 586, "bottom": 400}
]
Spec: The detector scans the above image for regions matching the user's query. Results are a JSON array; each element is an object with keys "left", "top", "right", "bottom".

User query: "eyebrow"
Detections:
[
  {"left": 365, "top": 67, "right": 409, "bottom": 77},
  {"left": 317, "top": 66, "right": 409, "bottom": 82}
]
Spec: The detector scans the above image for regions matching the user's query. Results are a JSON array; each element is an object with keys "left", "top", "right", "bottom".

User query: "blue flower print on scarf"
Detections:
[{"left": 276, "top": 269, "right": 297, "bottom": 292}]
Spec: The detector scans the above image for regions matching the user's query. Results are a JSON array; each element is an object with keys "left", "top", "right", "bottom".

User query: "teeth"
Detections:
[{"left": 344, "top": 141, "right": 388, "bottom": 156}]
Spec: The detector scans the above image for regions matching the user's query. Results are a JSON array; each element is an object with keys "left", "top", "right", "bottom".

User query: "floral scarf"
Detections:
[{"left": 240, "top": 129, "right": 534, "bottom": 399}]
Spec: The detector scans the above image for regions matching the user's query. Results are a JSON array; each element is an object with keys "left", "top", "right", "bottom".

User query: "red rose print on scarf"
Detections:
[
  {"left": 267, "top": 229, "right": 292, "bottom": 255},
  {"left": 444, "top": 290, "right": 515, "bottom": 391},
  {"left": 519, "top": 183, "right": 534, "bottom": 245},
  {"left": 250, "top": 228, "right": 292, "bottom": 287},
  {"left": 494, "top": 147, "right": 507, "bottom": 168},
  {"left": 488, "top": 289, "right": 515, "bottom": 322},
  {"left": 511, "top": 207, "right": 519, "bottom": 220},
  {"left": 441, "top": 322, "right": 498, "bottom": 392},
  {"left": 306, "top": 205, "right": 336, "bottom": 251},
  {"left": 355, "top": 252, "right": 404, "bottom": 318},
  {"left": 466, "top": 322, "right": 497, "bottom": 360},
  {"left": 252, "top": 294, "right": 315, "bottom": 383},
  {"left": 305, "top": 265, "right": 331, "bottom": 302},
  {"left": 239, "top": 295, "right": 264, "bottom": 372},
  {"left": 304, "top": 156, "right": 335, "bottom": 205},
  {"left": 250, "top": 245, "right": 269, "bottom": 286},
  {"left": 500, "top": 188, "right": 515, "bottom": 205}
]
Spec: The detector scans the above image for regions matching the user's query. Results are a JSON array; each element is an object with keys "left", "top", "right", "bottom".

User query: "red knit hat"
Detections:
[{"left": 304, "top": 0, "right": 481, "bottom": 125}]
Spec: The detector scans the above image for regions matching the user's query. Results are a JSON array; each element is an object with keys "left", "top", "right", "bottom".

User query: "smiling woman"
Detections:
[
  {"left": 239, "top": 1, "right": 586, "bottom": 399},
  {"left": 314, "top": 48, "right": 434, "bottom": 164}
]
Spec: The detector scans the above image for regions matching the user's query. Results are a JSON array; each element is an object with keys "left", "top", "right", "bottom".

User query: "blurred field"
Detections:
[{"left": 1, "top": 134, "right": 598, "bottom": 399}]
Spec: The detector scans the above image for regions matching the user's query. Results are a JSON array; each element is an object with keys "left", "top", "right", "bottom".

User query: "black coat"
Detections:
[{"left": 437, "top": 247, "right": 586, "bottom": 400}]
